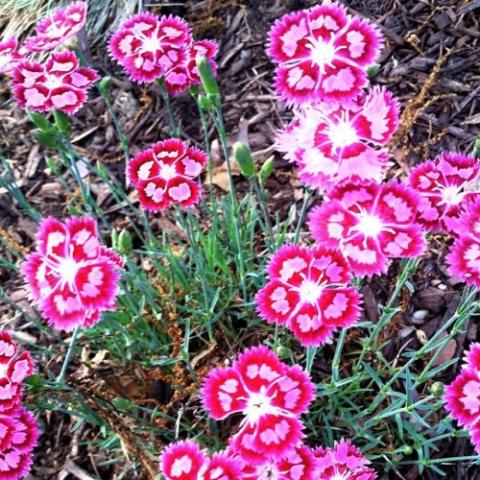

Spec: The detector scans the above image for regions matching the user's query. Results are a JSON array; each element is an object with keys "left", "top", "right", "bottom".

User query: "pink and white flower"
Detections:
[
  {"left": 109, "top": 13, "right": 192, "bottom": 83},
  {"left": 408, "top": 152, "right": 480, "bottom": 234},
  {"left": 12, "top": 51, "right": 99, "bottom": 115},
  {"left": 444, "top": 343, "right": 480, "bottom": 453},
  {"left": 160, "top": 440, "right": 240, "bottom": 480},
  {"left": 201, "top": 345, "right": 315, "bottom": 463},
  {"left": 0, "top": 332, "right": 34, "bottom": 414},
  {"left": 276, "top": 86, "right": 398, "bottom": 193},
  {"left": 256, "top": 245, "right": 362, "bottom": 346},
  {"left": 308, "top": 179, "right": 425, "bottom": 277},
  {"left": 0, "top": 406, "right": 40, "bottom": 480},
  {"left": 0, "top": 38, "right": 25, "bottom": 75},
  {"left": 446, "top": 198, "right": 480, "bottom": 289},
  {"left": 21, "top": 216, "right": 124, "bottom": 331},
  {"left": 24, "top": 1, "right": 88, "bottom": 52},
  {"left": 237, "top": 444, "right": 317, "bottom": 480},
  {"left": 164, "top": 39, "right": 219, "bottom": 95},
  {"left": 127, "top": 138, "right": 207, "bottom": 211},
  {"left": 313, "top": 439, "right": 377, "bottom": 480},
  {"left": 267, "top": 3, "right": 383, "bottom": 105}
]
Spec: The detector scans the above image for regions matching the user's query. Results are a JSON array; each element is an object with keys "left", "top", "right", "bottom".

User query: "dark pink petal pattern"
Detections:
[
  {"left": 12, "top": 51, "right": 99, "bottom": 115},
  {"left": 24, "top": 1, "right": 87, "bottom": 52},
  {"left": 0, "top": 38, "right": 24, "bottom": 74},
  {"left": 21, "top": 216, "right": 123, "bottom": 331},
  {"left": 314, "top": 439, "right": 377, "bottom": 479},
  {"left": 109, "top": 13, "right": 192, "bottom": 83},
  {"left": 256, "top": 245, "right": 362, "bottom": 346},
  {"left": 202, "top": 345, "right": 314, "bottom": 463},
  {"left": 127, "top": 138, "right": 207, "bottom": 212},
  {"left": 308, "top": 179, "right": 425, "bottom": 277},
  {"left": 267, "top": 3, "right": 383, "bottom": 105},
  {"left": 408, "top": 152, "right": 480, "bottom": 233},
  {"left": 276, "top": 87, "right": 398, "bottom": 193}
]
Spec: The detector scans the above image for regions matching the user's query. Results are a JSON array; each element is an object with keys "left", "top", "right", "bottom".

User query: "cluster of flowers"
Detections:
[
  {"left": 22, "top": 216, "right": 124, "bottom": 332},
  {"left": 160, "top": 345, "right": 377, "bottom": 479},
  {"left": 1, "top": 2, "right": 100, "bottom": 115},
  {"left": 108, "top": 11, "right": 218, "bottom": 94},
  {"left": 0, "top": 332, "right": 39, "bottom": 480}
]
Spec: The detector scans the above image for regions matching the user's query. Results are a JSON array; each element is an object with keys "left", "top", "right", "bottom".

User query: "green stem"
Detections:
[
  {"left": 251, "top": 176, "right": 275, "bottom": 250},
  {"left": 57, "top": 327, "right": 80, "bottom": 384},
  {"left": 158, "top": 81, "right": 179, "bottom": 137},
  {"left": 293, "top": 189, "right": 313, "bottom": 243}
]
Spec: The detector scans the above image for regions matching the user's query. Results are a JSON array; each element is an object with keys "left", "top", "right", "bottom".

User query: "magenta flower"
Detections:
[
  {"left": 0, "top": 406, "right": 40, "bottom": 480},
  {"left": 0, "top": 38, "right": 24, "bottom": 75},
  {"left": 109, "top": 13, "right": 192, "bottom": 83},
  {"left": 0, "top": 333, "right": 34, "bottom": 414},
  {"left": 256, "top": 245, "right": 361, "bottom": 346},
  {"left": 127, "top": 138, "right": 207, "bottom": 211},
  {"left": 160, "top": 440, "right": 240, "bottom": 480},
  {"left": 447, "top": 198, "right": 480, "bottom": 289},
  {"left": 267, "top": 3, "right": 383, "bottom": 105},
  {"left": 308, "top": 179, "right": 425, "bottom": 277},
  {"left": 408, "top": 152, "right": 480, "bottom": 234},
  {"left": 164, "top": 39, "right": 219, "bottom": 95},
  {"left": 21, "top": 216, "right": 124, "bottom": 331},
  {"left": 12, "top": 51, "right": 99, "bottom": 115},
  {"left": 276, "top": 87, "right": 399, "bottom": 193},
  {"left": 201, "top": 345, "right": 314, "bottom": 463},
  {"left": 313, "top": 439, "right": 377, "bottom": 479},
  {"left": 445, "top": 343, "right": 480, "bottom": 453},
  {"left": 24, "top": 1, "right": 87, "bottom": 52},
  {"left": 236, "top": 444, "right": 317, "bottom": 480}
]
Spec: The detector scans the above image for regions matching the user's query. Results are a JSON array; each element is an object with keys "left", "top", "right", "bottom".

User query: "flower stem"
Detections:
[
  {"left": 158, "top": 81, "right": 179, "bottom": 137},
  {"left": 57, "top": 327, "right": 80, "bottom": 384}
]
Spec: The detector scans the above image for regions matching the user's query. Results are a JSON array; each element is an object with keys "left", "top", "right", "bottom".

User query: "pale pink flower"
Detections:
[
  {"left": 164, "top": 39, "right": 219, "bottom": 95},
  {"left": 267, "top": 2, "right": 383, "bottom": 105},
  {"left": 313, "top": 439, "right": 377, "bottom": 480},
  {"left": 0, "top": 332, "right": 34, "bottom": 414},
  {"left": 308, "top": 178, "right": 425, "bottom": 277},
  {"left": 12, "top": 51, "right": 99, "bottom": 115},
  {"left": 127, "top": 138, "right": 207, "bottom": 211},
  {"left": 256, "top": 245, "right": 361, "bottom": 346},
  {"left": 201, "top": 345, "right": 315, "bottom": 463},
  {"left": 408, "top": 152, "right": 480, "bottom": 234},
  {"left": 235, "top": 444, "right": 317, "bottom": 480},
  {"left": 109, "top": 13, "right": 192, "bottom": 83},
  {"left": 0, "top": 406, "right": 40, "bottom": 480},
  {"left": 0, "top": 38, "right": 24, "bottom": 74},
  {"left": 446, "top": 198, "right": 480, "bottom": 289},
  {"left": 24, "top": 1, "right": 88, "bottom": 52},
  {"left": 276, "top": 86, "right": 399, "bottom": 193},
  {"left": 160, "top": 440, "right": 240, "bottom": 480},
  {"left": 21, "top": 216, "right": 124, "bottom": 331}
]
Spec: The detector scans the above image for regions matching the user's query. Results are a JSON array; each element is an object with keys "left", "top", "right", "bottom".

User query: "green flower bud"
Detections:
[
  {"left": 111, "top": 228, "right": 118, "bottom": 250},
  {"left": 430, "top": 381, "right": 444, "bottom": 397},
  {"left": 367, "top": 63, "right": 380, "bottom": 79},
  {"left": 198, "top": 94, "right": 213, "bottom": 111},
  {"left": 196, "top": 55, "right": 220, "bottom": 98},
  {"left": 259, "top": 156, "right": 275, "bottom": 183},
  {"left": 402, "top": 445, "right": 413, "bottom": 456},
  {"left": 118, "top": 228, "right": 133, "bottom": 255},
  {"left": 112, "top": 397, "right": 133, "bottom": 412},
  {"left": 98, "top": 76, "right": 112, "bottom": 95},
  {"left": 233, "top": 142, "right": 256, "bottom": 178},
  {"left": 275, "top": 345, "right": 292, "bottom": 359},
  {"left": 27, "top": 110, "right": 52, "bottom": 131}
]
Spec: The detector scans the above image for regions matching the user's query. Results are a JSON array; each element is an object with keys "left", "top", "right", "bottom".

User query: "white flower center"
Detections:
[
  {"left": 159, "top": 163, "right": 177, "bottom": 180},
  {"left": 329, "top": 120, "right": 358, "bottom": 148},
  {"left": 298, "top": 279, "right": 323, "bottom": 304},
  {"left": 258, "top": 465, "right": 280, "bottom": 480},
  {"left": 309, "top": 40, "right": 336, "bottom": 70},
  {"left": 44, "top": 74, "right": 64, "bottom": 90},
  {"left": 441, "top": 185, "right": 464, "bottom": 205},
  {"left": 354, "top": 212, "right": 384, "bottom": 237},
  {"left": 57, "top": 256, "right": 81, "bottom": 286},
  {"left": 142, "top": 35, "right": 161, "bottom": 52},
  {"left": 245, "top": 392, "right": 274, "bottom": 424}
]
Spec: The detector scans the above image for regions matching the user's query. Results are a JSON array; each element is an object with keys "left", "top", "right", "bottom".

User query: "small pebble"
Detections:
[{"left": 412, "top": 310, "right": 428, "bottom": 324}]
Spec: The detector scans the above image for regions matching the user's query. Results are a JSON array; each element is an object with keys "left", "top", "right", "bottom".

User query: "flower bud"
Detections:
[
  {"left": 196, "top": 55, "right": 220, "bottom": 98},
  {"left": 430, "top": 381, "right": 444, "bottom": 397},
  {"left": 259, "top": 156, "right": 275, "bottom": 183},
  {"left": 98, "top": 76, "right": 112, "bottom": 95},
  {"left": 118, "top": 228, "right": 133, "bottom": 254},
  {"left": 275, "top": 345, "right": 292, "bottom": 359},
  {"left": 198, "top": 94, "right": 213, "bottom": 111},
  {"left": 402, "top": 445, "right": 413, "bottom": 455},
  {"left": 233, "top": 142, "right": 256, "bottom": 178}
]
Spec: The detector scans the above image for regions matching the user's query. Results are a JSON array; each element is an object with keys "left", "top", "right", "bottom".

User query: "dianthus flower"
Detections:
[
  {"left": 256, "top": 245, "right": 361, "bottom": 346},
  {"left": 0, "top": 38, "right": 24, "bottom": 75},
  {"left": 276, "top": 86, "right": 398, "bottom": 193},
  {"left": 201, "top": 345, "right": 315, "bottom": 463},
  {"left": 308, "top": 178, "right": 425, "bottom": 277},
  {"left": 0, "top": 333, "right": 34, "bottom": 414},
  {"left": 164, "top": 39, "right": 218, "bottom": 95},
  {"left": 444, "top": 343, "right": 480, "bottom": 453},
  {"left": 267, "top": 2, "right": 383, "bottom": 105},
  {"left": 127, "top": 138, "right": 207, "bottom": 211},
  {"left": 160, "top": 440, "right": 240, "bottom": 480},
  {"left": 235, "top": 444, "right": 317, "bottom": 480},
  {"left": 21, "top": 216, "right": 124, "bottom": 331},
  {"left": 12, "top": 51, "right": 99, "bottom": 115},
  {"left": 408, "top": 152, "right": 480, "bottom": 234},
  {"left": 24, "top": 1, "right": 87, "bottom": 52},
  {"left": 0, "top": 406, "right": 40, "bottom": 480},
  {"left": 446, "top": 198, "right": 480, "bottom": 289},
  {"left": 313, "top": 439, "right": 377, "bottom": 480},
  {"left": 109, "top": 13, "right": 192, "bottom": 83}
]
